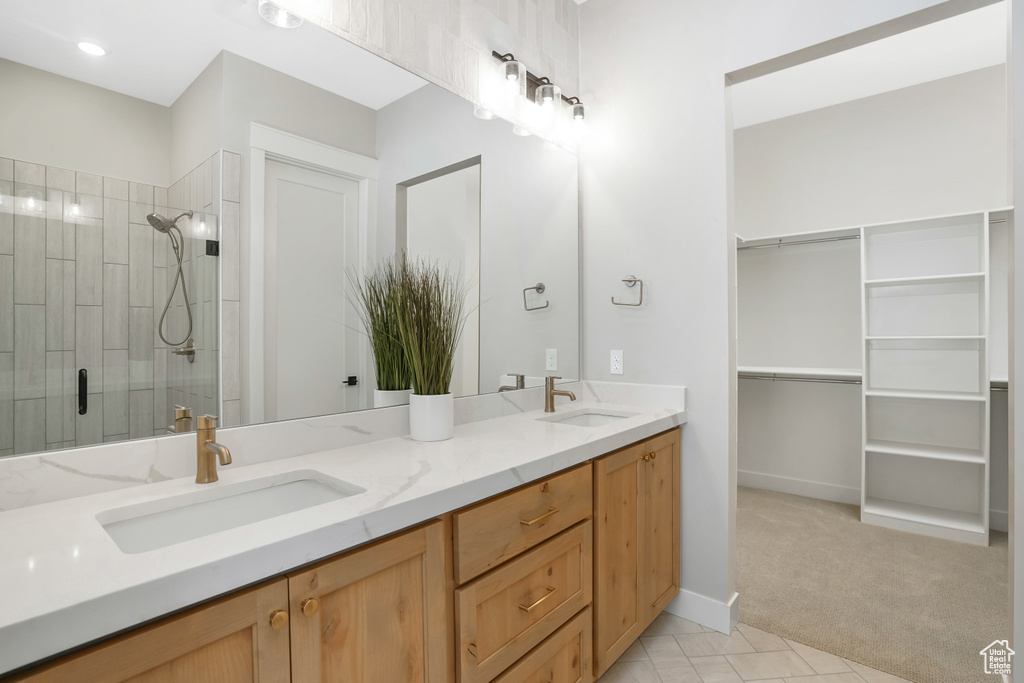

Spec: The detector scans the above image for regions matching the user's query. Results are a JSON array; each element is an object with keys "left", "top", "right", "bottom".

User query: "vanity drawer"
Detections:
[
  {"left": 454, "top": 463, "right": 592, "bottom": 584},
  {"left": 492, "top": 607, "right": 593, "bottom": 683},
  {"left": 456, "top": 521, "right": 592, "bottom": 683}
]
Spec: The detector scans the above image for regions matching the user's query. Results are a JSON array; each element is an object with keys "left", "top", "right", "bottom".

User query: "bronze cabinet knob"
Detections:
[
  {"left": 301, "top": 598, "right": 320, "bottom": 617},
  {"left": 269, "top": 610, "right": 289, "bottom": 630}
]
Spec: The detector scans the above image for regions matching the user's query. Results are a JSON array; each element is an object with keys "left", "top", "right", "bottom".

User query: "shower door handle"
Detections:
[{"left": 78, "top": 369, "right": 88, "bottom": 415}]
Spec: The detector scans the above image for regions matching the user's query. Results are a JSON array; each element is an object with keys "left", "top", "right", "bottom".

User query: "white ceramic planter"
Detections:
[
  {"left": 373, "top": 389, "right": 411, "bottom": 408},
  {"left": 409, "top": 393, "right": 454, "bottom": 442}
]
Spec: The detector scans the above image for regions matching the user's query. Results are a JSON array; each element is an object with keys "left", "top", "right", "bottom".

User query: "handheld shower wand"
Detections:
[{"left": 147, "top": 211, "right": 194, "bottom": 348}]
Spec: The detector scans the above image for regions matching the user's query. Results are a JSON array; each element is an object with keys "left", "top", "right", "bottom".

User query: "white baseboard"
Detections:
[
  {"left": 741, "top": 469, "right": 1009, "bottom": 533},
  {"left": 991, "top": 509, "right": 1008, "bottom": 533},
  {"left": 739, "top": 470, "right": 860, "bottom": 505},
  {"left": 666, "top": 589, "right": 739, "bottom": 634}
]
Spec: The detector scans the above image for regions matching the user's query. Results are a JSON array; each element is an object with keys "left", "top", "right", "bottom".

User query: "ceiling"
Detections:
[
  {"left": 0, "top": 0, "right": 427, "bottom": 109},
  {"left": 731, "top": 2, "right": 1007, "bottom": 129}
]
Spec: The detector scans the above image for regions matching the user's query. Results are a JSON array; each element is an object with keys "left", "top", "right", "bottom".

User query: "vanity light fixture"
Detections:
[
  {"left": 496, "top": 53, "right": 524, "bottom": 83},
  {"left": 258, "top": 0, "right": 304, "bottom": 28},
  {"left": 535, "top": 78, "right": 561, "bottom": 107},
  {"left": 489, "top": 50, "right": 585, "bottom": 125},
  {"left": 77, "top": 42, "right": 106, "bottom": 56},
  {"left": 567, "top": 97, "right": 585, "bottom": 121}
]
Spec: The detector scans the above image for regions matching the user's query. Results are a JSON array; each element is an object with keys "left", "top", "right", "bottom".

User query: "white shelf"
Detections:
[
  {"left": 864, "top": 389, "right": 986, "bottom": 402},
  {"left": 864, "top": 440, "right": 984, "bottom": 465},
  {"left": 862, "top": 497, "right": 985, "bottom": 535},
  {"left": 736, "top": 226, "right": 860, "bottom": 250},
  {"left": 864, "top": 272, "right": 985, "bottom": 287},
  {"left": 737, "top": 366, "right": 861, "bottom": 381}
]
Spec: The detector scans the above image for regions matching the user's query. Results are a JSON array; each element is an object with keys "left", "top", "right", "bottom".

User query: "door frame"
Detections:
[{"left": 248, "top": 123, "right": 378, "bottom": 423}]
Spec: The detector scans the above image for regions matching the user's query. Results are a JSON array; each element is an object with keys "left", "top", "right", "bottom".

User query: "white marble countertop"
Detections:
[{"left": 0, "top": 399, "right": 686, "bottom": 676}]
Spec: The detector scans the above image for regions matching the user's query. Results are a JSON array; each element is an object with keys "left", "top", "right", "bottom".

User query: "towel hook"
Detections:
[
  {"left": 523, "top": 282, "right": 549, "bottom": 311},
  {"left": 611, "top": 276, "right": 644, "bottom": 307}
]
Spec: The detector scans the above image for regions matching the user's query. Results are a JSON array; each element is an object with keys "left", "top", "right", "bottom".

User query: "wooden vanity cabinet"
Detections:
[
  {"left": 10, "top": 579, "right": 291, "bottom": 683},
  {"left": 12, "top": 427, "right": 683, "bottom": 683},
  {"left": 593, "top": 428, "right": 680, "bottom": 677},
  {"left": 287, "top": 519, "right": 453, "bottom": 683}
]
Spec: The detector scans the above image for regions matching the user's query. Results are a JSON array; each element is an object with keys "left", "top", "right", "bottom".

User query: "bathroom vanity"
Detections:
[{"left": 0, "top": 393, "right": 685, "bottom": 682}]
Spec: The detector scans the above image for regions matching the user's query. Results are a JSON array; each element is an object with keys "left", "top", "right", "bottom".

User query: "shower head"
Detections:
[{"left": 146, "top": 211, "right": 193, "bottom": 233}]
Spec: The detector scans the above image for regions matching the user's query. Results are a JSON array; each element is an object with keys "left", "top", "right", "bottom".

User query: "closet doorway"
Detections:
[{"left": 727, "top": 3, "right": 1010, "bottom": 681}]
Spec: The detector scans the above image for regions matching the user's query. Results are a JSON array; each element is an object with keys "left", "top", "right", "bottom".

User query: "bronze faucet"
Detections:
[
  {"left": 544, "top": 376, "right": 576, "bottom": 413},
  {"left": 499, "top": 373, "right": 526, "bottom": 392},
  {"left": 196, "top": 415, "right": 232, "bottom": 484}
]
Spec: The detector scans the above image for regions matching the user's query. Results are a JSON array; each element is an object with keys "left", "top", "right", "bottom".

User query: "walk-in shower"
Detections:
[{"left": 148, "top": 211, "right": 194, "bottom": 353}]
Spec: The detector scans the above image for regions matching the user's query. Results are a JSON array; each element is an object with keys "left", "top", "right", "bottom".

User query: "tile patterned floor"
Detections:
[{"left": 598, "top": 614, "right": 910, "bottom": 683}]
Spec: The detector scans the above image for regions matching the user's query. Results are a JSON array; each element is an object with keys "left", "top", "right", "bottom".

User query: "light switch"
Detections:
[{"left": 546, "top": 348, "right": 558, "bottom": 371}]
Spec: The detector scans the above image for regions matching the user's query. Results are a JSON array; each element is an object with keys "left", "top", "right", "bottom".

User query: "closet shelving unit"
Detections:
[{"left": 859, "top": 212, "right": 990, "bottom": 545}]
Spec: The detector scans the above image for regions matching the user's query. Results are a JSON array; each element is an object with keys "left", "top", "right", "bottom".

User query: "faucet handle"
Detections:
[{"left": 197, "top": 415, "right": 218, "bottom": 430}]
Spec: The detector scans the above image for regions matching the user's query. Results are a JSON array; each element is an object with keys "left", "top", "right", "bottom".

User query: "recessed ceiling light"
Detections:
[
  {"left": 258, "top": 0, "right": 303, "bottom": 28},
  {"left": 77, "top": 42, "right": 106, "bottom": 57}
]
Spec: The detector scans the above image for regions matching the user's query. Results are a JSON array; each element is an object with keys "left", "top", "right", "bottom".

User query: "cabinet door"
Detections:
[
  {"left": 13, "top": 580, "right": 290, "bottom": 683},
  {"left": 643, "top": 429, "right": 681, "bottom": 623},
  {"left": 288, "top": 520, "right": 452, "bottom": 683},
  {"left": 593, "top": 441, "right": 646, "bottom": 677}
]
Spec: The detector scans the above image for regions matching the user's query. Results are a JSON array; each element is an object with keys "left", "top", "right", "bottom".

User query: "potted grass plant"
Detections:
[
  {"left": 350, "top": 257, "right": 413, "bottom": 408},
  {"left": 395, "top": 256, "right": 472, "bottom": 442}
]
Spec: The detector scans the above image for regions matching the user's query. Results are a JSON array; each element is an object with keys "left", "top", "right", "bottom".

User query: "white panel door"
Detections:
[{"left": 264, "top": 160, "right": 360, "bottom": 421}]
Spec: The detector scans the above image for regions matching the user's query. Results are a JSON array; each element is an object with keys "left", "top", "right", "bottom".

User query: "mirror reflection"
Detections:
[{"left": 0, "top": 0, "right": 580, "bottom": 459}]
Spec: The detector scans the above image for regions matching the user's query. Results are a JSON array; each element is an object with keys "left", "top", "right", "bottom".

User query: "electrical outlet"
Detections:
[
  {"left": 610, "top": 350, "right": 623, "bottom": 375},
  {"left": 546, "top": 348, "right": 558, "bottom": 371}
]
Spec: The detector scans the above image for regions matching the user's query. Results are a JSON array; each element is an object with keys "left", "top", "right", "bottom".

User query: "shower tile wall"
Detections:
[
  {"left": 165, "top": 152, "right": 222, "bottom": 430},
  {"left": 0, "top": 154, "right": 221, "bottom": 456},
  {"left": 221, "top": 151, "right": 241, "bottom": 427}
]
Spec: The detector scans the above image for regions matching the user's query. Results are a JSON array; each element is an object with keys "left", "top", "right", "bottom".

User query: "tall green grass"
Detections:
[
  {"left": 349, "top": 256, "right": 411, "bottom": 392},
  {"left": 394, "top": 256, "right": 472, "bottom": 396}
]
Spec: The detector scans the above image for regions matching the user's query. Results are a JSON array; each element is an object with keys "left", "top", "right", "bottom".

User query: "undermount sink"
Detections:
[
  {"left": 537, "top": 408, "right": 638, "bottom": 428},
  {"left": 97, "top": 470, "right": 365, "bottom": 554}
]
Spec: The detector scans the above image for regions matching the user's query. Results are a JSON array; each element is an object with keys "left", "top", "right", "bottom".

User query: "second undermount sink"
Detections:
[
  {"left": 97, "top": 470, "right": 365, "bottom": 554},
  {"left": 537, "top": 408, "right": 638, "bottom": 428}
]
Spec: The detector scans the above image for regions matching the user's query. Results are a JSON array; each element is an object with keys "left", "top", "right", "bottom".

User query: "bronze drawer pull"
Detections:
[
  {"left": 519, "top": 586, "right": 557, "bottom": 613},
  {"left": 520, "top": 507, "right": 559, "bottom": 526}
]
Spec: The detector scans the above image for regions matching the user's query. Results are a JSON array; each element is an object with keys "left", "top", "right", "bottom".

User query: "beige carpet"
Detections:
[{"left": 738, "top": 487, "right": 1008, "bottom": 683}]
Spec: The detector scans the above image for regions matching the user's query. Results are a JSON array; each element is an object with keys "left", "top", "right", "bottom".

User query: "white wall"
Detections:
[
  {"left": 578, "top": 0, "right": 953, "bottom": 631},
  {"left": 168, "top": 54, "right": 224, "bottom": 185},
  {"left": 0, "top": 59, "right": 170, "bottom": 187},
  {"left": 376, "top": 85, "right": 580, "bottom": 393},
  {"left": 735, "top": 65, "right": 1009, "bottom": 237},
  {"left": 738, "top": 240, "right": 862, "bottom": 369}
]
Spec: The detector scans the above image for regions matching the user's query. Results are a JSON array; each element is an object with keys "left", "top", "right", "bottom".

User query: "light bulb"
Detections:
[
  {"left": 512, "top": 125, "right": 532, "bottom": 137},
  {"left": 474, "top": 106, "right": 497, "bottom": 120},
  {"left": 26, "top": 197, "right": 35, "bottom": 210}
]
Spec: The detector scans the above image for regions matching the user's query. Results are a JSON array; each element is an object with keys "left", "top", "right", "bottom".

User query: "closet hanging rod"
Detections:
[
  {"left": 737, "top": 235, "right": 860, "bottom": 251},
  {"left": 990, "top": 218, "right": 1007, "bottom": 224},
  {"left": 739, "top": 374, "right": 862, "bottom": 385}
]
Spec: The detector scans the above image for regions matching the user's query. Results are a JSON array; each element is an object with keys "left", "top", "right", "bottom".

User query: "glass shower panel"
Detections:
[{"left": 0, "top": 176, "right": 219, "bottom": 458}]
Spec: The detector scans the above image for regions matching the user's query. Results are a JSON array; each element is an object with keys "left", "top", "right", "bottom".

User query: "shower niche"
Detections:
[{"left": 0, "top": 163, "right": 220, "bottom": 456}]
